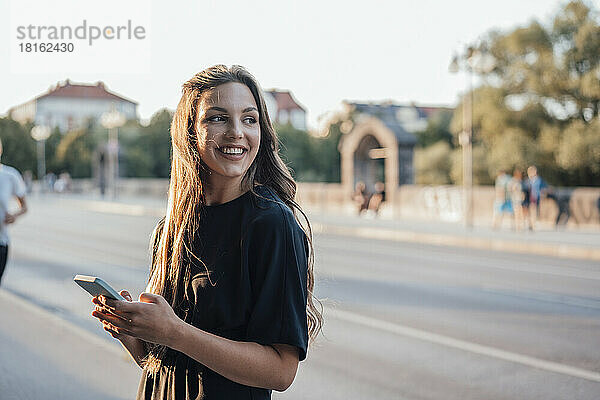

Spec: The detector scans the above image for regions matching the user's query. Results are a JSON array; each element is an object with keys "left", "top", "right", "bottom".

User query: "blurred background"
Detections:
[{"left": 1, "top": 0, "right": 599, "bottom": 399}]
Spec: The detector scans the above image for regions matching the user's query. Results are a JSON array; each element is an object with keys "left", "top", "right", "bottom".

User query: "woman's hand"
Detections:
[
  {"left": 92, "top": 290, "right": 135, "bottom": 342},
  {"left": 91, "top": 292, "right": 182, "bottom": 347}
]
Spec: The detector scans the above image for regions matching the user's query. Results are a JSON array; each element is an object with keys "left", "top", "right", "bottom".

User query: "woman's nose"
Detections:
[{"left": 226, "top": 120, "right": 244, "bottom": 139}]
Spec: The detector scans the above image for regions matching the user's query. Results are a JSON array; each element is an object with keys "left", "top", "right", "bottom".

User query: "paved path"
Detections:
[{"left": 1, "top": 195, "right": 599, "bottom": 399}]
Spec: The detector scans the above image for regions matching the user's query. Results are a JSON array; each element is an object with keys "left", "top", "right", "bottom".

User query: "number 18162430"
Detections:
[{"left": 19, "top": 42, "right": 74, "bottom": 52}]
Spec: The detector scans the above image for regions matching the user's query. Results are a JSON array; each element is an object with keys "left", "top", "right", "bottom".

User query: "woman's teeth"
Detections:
[{"left": 219, "top": 147, "right": 244, "bottom": 155}]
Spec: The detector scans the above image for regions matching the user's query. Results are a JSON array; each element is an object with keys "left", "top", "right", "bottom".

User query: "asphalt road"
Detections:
[{"left": 1, "top": 195, "right": 599, "bottom": 399}]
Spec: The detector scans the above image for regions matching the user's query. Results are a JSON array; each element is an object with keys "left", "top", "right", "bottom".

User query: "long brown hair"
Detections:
[{"left": 143, "top": 65, "right": 323, "bottom": 374}]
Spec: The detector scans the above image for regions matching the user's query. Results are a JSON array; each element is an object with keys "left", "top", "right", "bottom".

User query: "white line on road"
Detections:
[
  {"left": 326, "top": 306, "right": 600, "bottom": 383},
  {"left": 4, "top": 288, "right": 599, "bottom": 383}
]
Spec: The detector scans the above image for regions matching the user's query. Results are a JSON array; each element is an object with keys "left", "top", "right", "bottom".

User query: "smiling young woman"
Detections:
[{"left": 91, "top": 65, "right": 322, "bottom": 400}]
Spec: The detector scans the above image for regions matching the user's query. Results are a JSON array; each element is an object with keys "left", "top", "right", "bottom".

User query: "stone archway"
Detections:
[{"left": 339, "top": 116, "right": 401, "bottom": 202}]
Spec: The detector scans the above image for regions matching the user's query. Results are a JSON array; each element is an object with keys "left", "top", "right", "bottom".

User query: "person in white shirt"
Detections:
[{"left": 0, "top": 138, "right": 28, "bottom": 285}]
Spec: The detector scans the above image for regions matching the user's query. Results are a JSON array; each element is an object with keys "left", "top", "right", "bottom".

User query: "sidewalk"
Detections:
[
  {"left": 45, "top": 192, "right": 600, "bottom": 262},
  {"left": 0, "top": 289, "right": 139, "bottom": 400}
]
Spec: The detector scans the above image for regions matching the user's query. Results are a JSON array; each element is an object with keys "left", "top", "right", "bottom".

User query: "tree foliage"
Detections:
[
  {"left": 53, "top": 125, "right": 98, "bottom": 178},
  {"left": 450, "top": 0, "right": 600, "bottom": 186},
  {"left": 276, "top": 123, "right": 341, "bottom": 182},
  {"left": 415, "top": 141, "right": 452, "bottom": 184},
  {"left": 120, "top": 109, "right": 173, "bottom": 178},
  {"left": 0, "top": 118, "right": 36, "bottom": 175},
  {"left": 414, "top": 109, "right": 454, "bottom": 148}
]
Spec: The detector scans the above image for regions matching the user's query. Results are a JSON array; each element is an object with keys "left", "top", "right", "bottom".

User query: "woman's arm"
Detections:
[
  {"left": 119, "top": 336, "right": 148, "bottom": 368},
  {"left": 115, "top": 333, "right": 148, "bottom": 368},
  {"left": 93, "top": 293, "right": 299, "bottom": 391},
  {"left": 172, "top": 323, "right": 299, "bottom": 391}
]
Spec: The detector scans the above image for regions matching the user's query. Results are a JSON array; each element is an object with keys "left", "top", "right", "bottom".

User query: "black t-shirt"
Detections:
[{"left": 136, "top": 185, "right": 309, "bottom": 400}]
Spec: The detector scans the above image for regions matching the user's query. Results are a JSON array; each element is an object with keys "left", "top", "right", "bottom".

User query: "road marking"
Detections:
[
  {"left": 326, "top": 306, "right": 600, "bottom": 383},
  {"left": 4, "top": 288, "right": 599, "bottom": 383},
  {"left": 0, "top": 289, "right": 126, "bottom": 358}
]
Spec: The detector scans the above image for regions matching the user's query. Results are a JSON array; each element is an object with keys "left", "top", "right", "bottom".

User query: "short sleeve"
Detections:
[
  {"left": 11, "top": 170, "right": 26, "bottom": 198},
  {"left": 244, "top": 206, "right": 309, "bottom": 361}
]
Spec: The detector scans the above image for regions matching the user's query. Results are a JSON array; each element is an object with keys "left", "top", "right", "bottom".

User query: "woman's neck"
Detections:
[{"left": 203, "top": 177, "right": 246, "bottom": 206}]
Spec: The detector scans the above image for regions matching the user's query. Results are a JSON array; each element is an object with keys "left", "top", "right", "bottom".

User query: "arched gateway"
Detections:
[{"left": 338, "top": 103, "right": 417, "bottom": 203}]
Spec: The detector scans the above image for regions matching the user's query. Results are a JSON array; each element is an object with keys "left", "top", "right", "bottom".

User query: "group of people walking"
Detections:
[
  {"left": 492, "top": 165, "right": 547, "bottom": 231},
  {"left": 352, "top": 181, "right": 386, "bottom": 216}
]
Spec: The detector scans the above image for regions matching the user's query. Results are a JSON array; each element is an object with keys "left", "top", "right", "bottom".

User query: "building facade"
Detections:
[
  {"left": 9, "top": 80, "right": 138, "bottom": 132},
  {"left": 264, "top": 90, "right": 306, "bottom": 130}
]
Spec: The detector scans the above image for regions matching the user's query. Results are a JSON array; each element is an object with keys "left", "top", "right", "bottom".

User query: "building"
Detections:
[
  {"left": 338, "top": 101, "right": 452, "bottom": 199},
  {"left": 8, "top": 79, "right": 138, "bottom": 132},
  {"left": 264, "top": 90, "right": 306, "bottom": 130}
]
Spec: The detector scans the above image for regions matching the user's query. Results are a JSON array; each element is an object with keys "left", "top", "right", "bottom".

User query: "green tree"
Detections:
[
  {"left": 119, "top": 109, "right": 173, "bottom": 178},
  {"left": 450, "top": 145, "right": 493, "bottom": 185},
  {"left": 414, "top": 109, "right": 454, "bottom": 148},
  {"left": 451, "top": 0, "right": 600, "bottom": 186},
  {"left": 0, "top": 117, "right": 36, "bottom": 175},
  {"left": 143, "top": 109, "right": 173, "bottom": 178},
  {"left": 314, "top": 121, "right": 343, "bottom": 182},
  {"left": 414, "top": 141, "right": 452, "bottom": 184},
  {"left": 276, "top": 124, "right": 313, "bottom": 180},
  {"left": 54, "top": 127, "right": 98, "bottom": 178},
  {"left": 276, "top": 123, "right": 342, "bottom": 182},
  {"left": 45, "top": 126, "right": 64, "bottom": 176}
]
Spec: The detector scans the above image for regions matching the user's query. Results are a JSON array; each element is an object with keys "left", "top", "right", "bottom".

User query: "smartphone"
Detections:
[{"left": 74, "top": 274, "right": 125, "bottom": 301}]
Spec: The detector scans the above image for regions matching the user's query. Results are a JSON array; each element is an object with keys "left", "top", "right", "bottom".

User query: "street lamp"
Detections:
[
  {"left": 100, "top": 108, "right": 126, "bottom": 199},
  {"left": 30, "top": 125, "right": 51, "bottom": 193},
  {"left": 449, "top": 46, "right": 495, "bottom": 228}
]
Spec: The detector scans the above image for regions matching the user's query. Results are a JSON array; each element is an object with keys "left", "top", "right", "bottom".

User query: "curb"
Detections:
[
  {"left": 311, "top": 223, "right": 600, "bottom": 262},
  {"left": 59, "top": 197, "right": 600, "bottom": 262}
]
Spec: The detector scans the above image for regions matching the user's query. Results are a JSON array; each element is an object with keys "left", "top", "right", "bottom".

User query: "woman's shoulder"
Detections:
[
  {"left": 247, "top": 185, "right": 302, "bottom": 233},
  {"left": 251, "top": 185, "right": 290, "bottom": 214}
]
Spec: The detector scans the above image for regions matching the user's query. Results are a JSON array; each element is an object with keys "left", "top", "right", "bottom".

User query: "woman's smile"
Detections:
[{"left": 216, "top": 144, "right": 248, "bottom": 160}]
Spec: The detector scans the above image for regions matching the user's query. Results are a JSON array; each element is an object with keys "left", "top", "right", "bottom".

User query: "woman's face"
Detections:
[{"left": 195, "top": 82, "right": 261, "bottom": 187}]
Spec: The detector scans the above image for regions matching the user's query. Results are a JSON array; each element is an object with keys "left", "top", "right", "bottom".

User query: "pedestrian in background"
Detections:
[
  {"left": 526, "top": 165, "right": 547, "bottom": 230},
  {"left": 352, "top": 181, "right": 369, "bottom": 215},
  {"left": 0, "top": 138, "right": 28, "bottom": 286},
  {"left": 23, "top": 170, "right": 33, "bottom": 194},
  {"left": 45, "top": 171, "right": 56, "bottom": 192},
  {"left": 91, "top": 65, "right": 322, "bottom": 400},
  {"left": 546, "top": 188, "right": 572, "bottom": 229},
  {"left": 492, "top": 170, "right": 512, "bottom": 229},
  {"left": 367, "top": 181, "right": 386, "bottom": 217},
  {"left": 508, "top": 168, "right": 526, "bottom": 231}
]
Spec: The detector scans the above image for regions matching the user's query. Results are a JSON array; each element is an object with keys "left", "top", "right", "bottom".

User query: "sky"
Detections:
[{"left": 2, "top": 0, "right": 598, "bottom": 132}]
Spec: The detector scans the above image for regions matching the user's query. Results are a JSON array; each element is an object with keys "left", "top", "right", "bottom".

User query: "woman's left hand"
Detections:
[{"left": 92, "top": 292, "right": 182, "bottom": 347}]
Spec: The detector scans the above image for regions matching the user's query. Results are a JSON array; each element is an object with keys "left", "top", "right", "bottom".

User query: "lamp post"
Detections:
[
  {"left": 30, "top": 125, "right": 51, "bottom": 193},
  {"left": 100, "top": 108, "right": 126, "bottom": 199},
  {"left": 449, "top": 46, "right": 495, "bottom": 228}
]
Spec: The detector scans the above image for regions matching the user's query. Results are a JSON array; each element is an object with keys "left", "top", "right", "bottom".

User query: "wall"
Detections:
[
  {"left": 69, "top": 179, "right": 600, "bottom": 228},
  {"left": 296, "top": 183, "right": 600, "bottom": 228}
]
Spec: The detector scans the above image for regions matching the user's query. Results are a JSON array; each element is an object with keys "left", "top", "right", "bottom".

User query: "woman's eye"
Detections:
[
  {"left": 207, "top": 115, "right": 226, "bottom": 122},
  {"left": 243, "top": 116, "right": 257, "bottom": 124}
]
